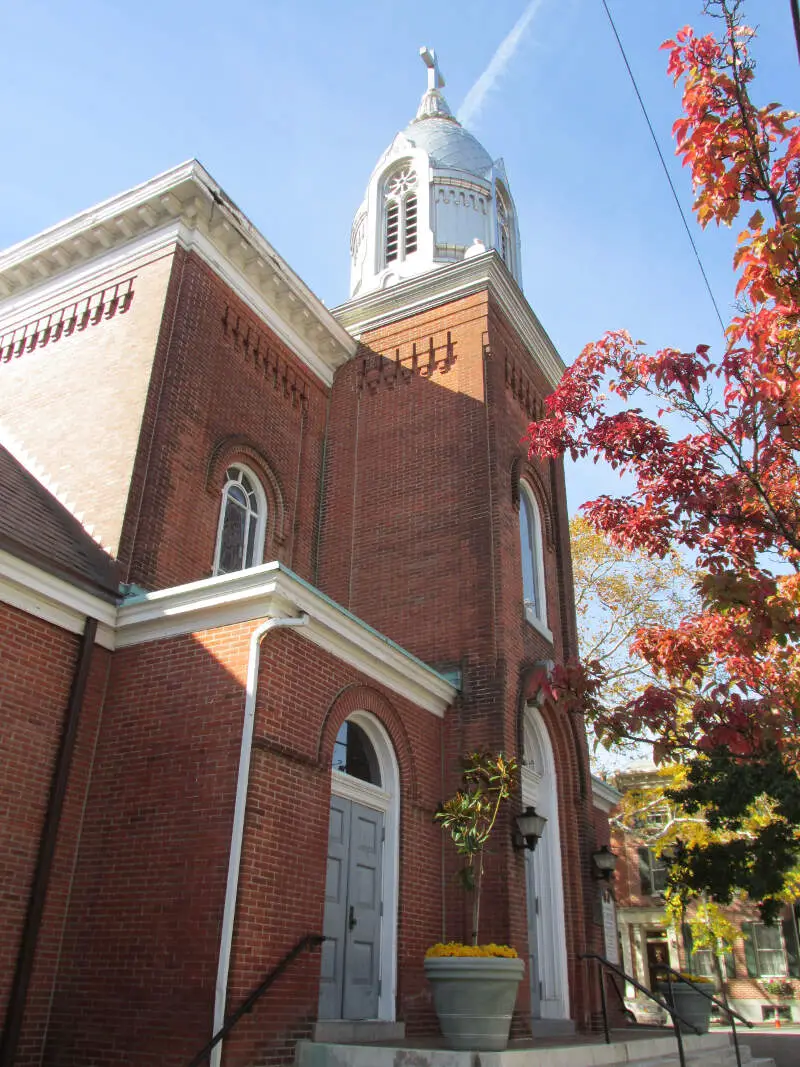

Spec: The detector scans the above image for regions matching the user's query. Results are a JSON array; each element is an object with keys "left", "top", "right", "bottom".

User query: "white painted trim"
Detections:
[
  {"left": 330, "top": 711, "right": 400, "bottom": 1022},
  {"left": 591, "top": 776, "right": 623, "bottom": 812},
  {"left": 211, "top": 614, "right": 310, "bottom": 1067},
  {"left": 181, "top": 226, "right": 347, "bottom": 386},
  {"left": 211, "top": 463, "right": 268, "bottom": 576},
  {"left": 335, "top": 251, "right": 565, "bottom": 389},
  {"left": 525, "top": 613, "right": 554, "bottom": 644},
  {"left": 0, "top": 550, "right": 456, "bottom": 716},
  {"left": 522, "top": 706, "right": 570, "bottom": 1022},
  {"left": 520, "top": 482, "right": 550, "bottom": 638},
  {"left": 0, "top": 549, "right": 116, "bottom": 648},
  {"left": 331, "top": 770, "right": 390, "bottom": 809},
  {"left": 0, "top": 222, "right": 183, "bottom": 329},
  {"left": 0, "top": 216, "right": 350, "bottom": 389},
  {"left": 116, "top": 564, "right": 456, "bottom": 716},
  {"left": 0, "top": 160, "right": 357, "bottom": 383}
]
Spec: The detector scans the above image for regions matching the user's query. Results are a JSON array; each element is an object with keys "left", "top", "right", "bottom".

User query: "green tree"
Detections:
[{"left": 570, "top": 516, "right": 696, "bottom": 767}]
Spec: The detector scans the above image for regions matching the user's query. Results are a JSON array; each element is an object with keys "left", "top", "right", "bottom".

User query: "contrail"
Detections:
[{"left": 457, "top": 0, "right": 544, "bottom": 128}]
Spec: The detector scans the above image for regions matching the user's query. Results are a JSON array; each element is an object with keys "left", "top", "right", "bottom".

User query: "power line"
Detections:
[{"left": 600, "top": 0, "right": 727, "bottom": 335}]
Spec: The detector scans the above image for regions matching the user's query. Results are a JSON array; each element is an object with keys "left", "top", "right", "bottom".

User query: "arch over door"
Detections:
[
  {"left": 522, "top": 706, "right": 570, "bottom": 1022},
  {"left": 319, "top": 713, "right": 400, "bottom": 1022}
]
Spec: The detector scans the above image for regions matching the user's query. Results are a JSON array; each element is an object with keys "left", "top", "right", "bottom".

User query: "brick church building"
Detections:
[{"left": 0, "top": 50, "right": 614, "bottom": 1067}]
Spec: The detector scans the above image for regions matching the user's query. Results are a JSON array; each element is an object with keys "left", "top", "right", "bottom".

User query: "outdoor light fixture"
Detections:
[
  {"left": 512, "top": 806, "right": 547, "bottom": 852},
  {"left": 591, "top": 844, "right": 618, "bottom": 881}
]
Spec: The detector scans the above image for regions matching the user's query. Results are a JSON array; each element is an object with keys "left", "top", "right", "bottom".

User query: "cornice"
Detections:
[
  {"left": 116, "top": 563, "right": 457, "bottom": 716},
  {"left": 333, "top": 250, "right": 566, "bottom": 389},
  {"left": 591, "top": 775, "right": 623, "bottom": 812},
  {"left": 616, "top": 906, "right": 667, "bottom": 925},
  {"left": 0, "top": 551, "right": 457, "bottom": 716},
  {"left": 0, "top": 160, "right": 356, "bottom": 385},
  {"left": 0, "top": 550, "right": 116, "bottom": 649}
]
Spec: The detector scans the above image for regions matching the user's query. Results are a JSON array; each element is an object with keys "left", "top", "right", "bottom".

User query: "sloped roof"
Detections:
[{"left": 0, "top": 444, "right": 119, "bottom": 598}]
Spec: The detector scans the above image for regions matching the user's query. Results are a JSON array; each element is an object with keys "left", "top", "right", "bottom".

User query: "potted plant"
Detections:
[
  {"left": 762, "top": 979, "right": 793, "bottom": 1024},
  {"left": 424, "top": 752, "right": 524, "bottom": 1051},
  {"left": 656, "top": 972, "right": 715, "bottom": 1034}
]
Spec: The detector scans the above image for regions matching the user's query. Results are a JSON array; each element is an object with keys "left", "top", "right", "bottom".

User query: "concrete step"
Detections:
[{"left": 296, "top": 1030, "right": 746, "bottom": 1067}]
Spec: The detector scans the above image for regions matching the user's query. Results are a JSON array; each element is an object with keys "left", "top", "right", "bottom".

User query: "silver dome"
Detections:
[{"left": 402, "top": 116, "right": 494, "bottom": 176}]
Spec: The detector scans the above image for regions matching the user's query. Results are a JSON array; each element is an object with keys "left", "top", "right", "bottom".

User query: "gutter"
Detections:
[{"left": 210, "top": 613, "right": 310, "bottom": 1067}]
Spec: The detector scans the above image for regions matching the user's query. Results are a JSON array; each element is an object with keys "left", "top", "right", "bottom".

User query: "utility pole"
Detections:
[{"left": 792, "top": 0, "right": 800, "bottom": 67}]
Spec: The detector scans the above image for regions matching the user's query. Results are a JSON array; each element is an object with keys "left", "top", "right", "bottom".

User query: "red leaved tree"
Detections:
[{"left": 527, "top": 1, "right": 800, "bottom": 901}]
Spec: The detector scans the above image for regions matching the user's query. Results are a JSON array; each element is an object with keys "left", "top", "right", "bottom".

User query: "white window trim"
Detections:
[
  {"left": 329, "top": 711, "right": 400, "bottom": 1022},
  {"left": 212, "top": 462, "right": 267, "bottom": 576},
  {"left": 520, "top": 482, "right": 551, "bottom": 640},
  {"left": 383, "top": 163, "right": 419, "bottom": 269},
  {"left": 751, "top": 923, "right": 789, "bottom": 978},
  {"left": 522, "top": 705, "right": 570, "bottom": 1021}
]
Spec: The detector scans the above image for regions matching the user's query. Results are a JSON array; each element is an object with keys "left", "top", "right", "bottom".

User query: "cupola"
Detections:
[{"left": 349, "top": 47, "right": 522, "bottom": 298}]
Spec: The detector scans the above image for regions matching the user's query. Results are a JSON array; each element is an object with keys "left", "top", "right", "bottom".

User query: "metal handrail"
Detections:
[
  {"left": 652, "top": 962, "right": 752, "bottom": 1028},
  {"left": 580, "top": 952, "right": 699, "bottom": 1067},
  {"left": 186, "top": 933, "right": 326, "bottom": 1067},
  {"left": 652, "top": 962, "right": 753, "bottom": 1067}
]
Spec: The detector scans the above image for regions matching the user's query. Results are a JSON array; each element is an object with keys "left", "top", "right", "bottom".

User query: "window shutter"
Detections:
[
  {"left": 638, "top": 847, "right": 652, "bottom": 895},
  {"left": 723, "top": 948, "right": 736, "bottom": 979},
  {"left": 682, "top": 923, "right": 694, "bottom": 970},
  {"left": 781, "top": 914, "right": 800, "bottom": 978},
  {"left": 741, "top": 922, "right": 758, "bottom": 977}
]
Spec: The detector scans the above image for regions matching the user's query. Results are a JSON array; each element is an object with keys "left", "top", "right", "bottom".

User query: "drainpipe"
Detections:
[
  {"left": 211, "top": 614, "right": 309, "bottom": 1067},
  {"left": 0, "top": 616, "right": 98, "bottom": 1067}
]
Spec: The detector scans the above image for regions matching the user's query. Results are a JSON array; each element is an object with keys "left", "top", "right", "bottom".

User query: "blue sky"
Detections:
[{"left": 1, "top": 0, "right": 796, "bottom": 512}]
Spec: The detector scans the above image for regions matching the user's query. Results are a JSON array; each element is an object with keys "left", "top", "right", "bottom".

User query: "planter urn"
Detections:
[
  {"left": 657, "top": 981, "right": 713, "bottom": 1034},
  {"left": 424, "top": 955, "right": 525, "bottom": 1051}
]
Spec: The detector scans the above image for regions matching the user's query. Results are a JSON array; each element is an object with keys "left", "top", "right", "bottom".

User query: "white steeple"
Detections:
[{"left": 349, "top": 47, "right": 522, "bottom": 299}]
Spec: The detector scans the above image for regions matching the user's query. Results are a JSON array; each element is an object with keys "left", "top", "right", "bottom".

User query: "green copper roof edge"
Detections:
[{"left": 276, "top": 562, "right": 460, "bottom": 692}]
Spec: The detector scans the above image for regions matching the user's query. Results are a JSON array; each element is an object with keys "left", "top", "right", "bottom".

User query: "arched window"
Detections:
[
  {"left": 213, "top": 464, "right": 266, "bottom": 575},
  {"left": 519, "top": 482, "right": 547, "bottom": 628},
  {"left": 384, "top": 164, "right": 418, "bottom": 266},
  {"left": 332, "top": 720, "right": 382, "bottom": 786}
]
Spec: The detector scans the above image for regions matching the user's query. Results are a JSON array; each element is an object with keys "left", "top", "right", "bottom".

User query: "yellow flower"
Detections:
[{"left": 425, "top": 942, "right": 519, "bottom": 958}]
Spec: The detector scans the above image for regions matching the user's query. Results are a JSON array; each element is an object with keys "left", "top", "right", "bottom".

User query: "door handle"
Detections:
[{"left": 348, "top": 905, "right": 357, "bottom": 931}]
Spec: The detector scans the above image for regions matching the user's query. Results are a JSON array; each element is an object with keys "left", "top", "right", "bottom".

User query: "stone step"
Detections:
[{"left": 296, "top": 1030, "right": 746, "bottom": 1067}]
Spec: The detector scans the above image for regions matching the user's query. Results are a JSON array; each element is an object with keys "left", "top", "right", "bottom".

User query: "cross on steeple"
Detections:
[{"left": 419, "top": 47, "right": 445, "bottom": 91}]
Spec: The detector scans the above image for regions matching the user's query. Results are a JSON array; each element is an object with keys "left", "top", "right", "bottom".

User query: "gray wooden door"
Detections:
[
  {"left": 319, "top": 796, "right": 384, "bottom": 1020},
  {"left": 525, "top": 849, "right": 542, "bottom": 1019}
]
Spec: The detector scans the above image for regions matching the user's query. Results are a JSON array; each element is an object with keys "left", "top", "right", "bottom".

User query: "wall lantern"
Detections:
[
  {"left": 512, "top": 806, "right": 547, "bottom": 852},
  {"left": 591, "top": 844, "right": 618, "bottom": 881}
]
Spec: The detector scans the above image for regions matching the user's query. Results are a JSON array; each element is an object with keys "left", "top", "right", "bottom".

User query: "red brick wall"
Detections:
[
  {"left": 0, "top": 603, "right": 112, "bottom": 1065},
  {"left": 41, "top": 622, "right": 446, "bottom": 1067},
  {"left": 0, "top": 604, "right": 80, "bottom": 1024},
  {"left": 318, "top": 285, "right": 598, "bottom": 1032},
  {"left": 319, "top": 291, "right": 492, "bottom": 666},
  {"left": 0, "top": 250, "right": 175, "bottom": 555},
  {"left": 0, "top": 244, "right": 331, "bottom": 593},
  {"left": 119, "top": 252, "right": 330, "bottom": 592}
]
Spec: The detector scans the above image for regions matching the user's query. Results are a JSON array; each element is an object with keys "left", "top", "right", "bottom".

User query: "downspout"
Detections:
[
  {"left": 0, "top": 616, "right": 98, "bottom": 1067},
  {"left": 210, "top": 613, "right": 309, "bottom": 1067}
]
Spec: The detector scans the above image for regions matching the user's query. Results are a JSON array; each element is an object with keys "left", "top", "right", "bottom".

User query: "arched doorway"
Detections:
[
  {"left": 319, "top": 712, "right": 399, "bottom": 1021},
  {"left": 522, "top": 705, "right": 570, "bottom": 1025}
]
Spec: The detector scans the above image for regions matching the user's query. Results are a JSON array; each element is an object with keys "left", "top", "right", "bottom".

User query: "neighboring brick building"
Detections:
[
  {"left": 0, "top": 52, "right": 613, "bottom": 1067},
  {"left": 611, "top": 763, "right": 800, "bottom": 1025}
]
